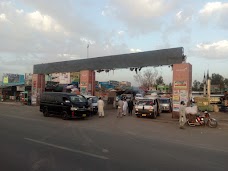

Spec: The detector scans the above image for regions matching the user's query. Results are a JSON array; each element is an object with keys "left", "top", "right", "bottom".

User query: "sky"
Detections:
[{"left": 0, "top": 0, "right": 228, "bottom": 86}]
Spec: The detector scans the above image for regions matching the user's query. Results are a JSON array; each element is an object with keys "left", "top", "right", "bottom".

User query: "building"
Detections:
[
  {"left": 119, "top": 81, "right": 131, "bottom": 87},
  {"left": 109, "top": 80, "right": 119, "bottom": 88},
  {"left": 0, "top": 73, "right": 32, "bottom": 101}
]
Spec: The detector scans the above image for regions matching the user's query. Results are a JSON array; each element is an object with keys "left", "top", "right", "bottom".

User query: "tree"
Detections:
[
  {"left": 224, "top": 78, "right": 228, "bottom": 87},
  {"left": 211, "top": 73, "right": 224, "bottom": 85},
  {"left": 134, "top": 69, "right": 158, "bottom": 90},
  {"left": 155, "top": 76, "right": 164, "bottom": 85},
  {"left": 192, "top": 80, "right": 201, "bottom": 91},
  {"left": 211, "top": 73, "right": 224, "bottom": 91}
]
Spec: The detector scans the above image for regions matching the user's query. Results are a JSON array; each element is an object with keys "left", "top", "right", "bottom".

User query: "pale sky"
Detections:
[{"left": 0, "top": 0, "right": 228, "bottom": 86}]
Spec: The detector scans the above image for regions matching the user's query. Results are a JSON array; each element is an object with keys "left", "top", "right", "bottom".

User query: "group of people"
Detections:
[
  {"left": 117, "top": 98, "right": 134, "bottom": 118},
  {"left": 97, "top": 97, "right": 134, "bottom": 118},
  {"left": 96, "top": 97, "right": 135, "bottom": 118}
]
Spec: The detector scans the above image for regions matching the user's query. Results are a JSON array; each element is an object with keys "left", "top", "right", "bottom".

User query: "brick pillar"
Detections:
[
  {"left": 172, "top": 63, "right": 192, "bottom": 118},
  {"left": 80, "top": 70, "right": 95, "bottom": 95},
  {"left": 32, "top": 74, "right": 45, "bottom": 105}
]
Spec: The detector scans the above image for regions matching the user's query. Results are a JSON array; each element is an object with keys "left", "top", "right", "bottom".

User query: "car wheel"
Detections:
[
  {"left": 43, "top": 108, "right": 49, "bottom": 117},
  {"left": 62, "top": 111, "right": 69, "bottom": 120}
]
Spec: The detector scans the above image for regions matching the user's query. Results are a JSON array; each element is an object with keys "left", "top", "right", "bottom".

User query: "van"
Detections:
[
  {"left": 135, "top": 97, "right": 161, "bottom": 119},
  {"left": 40, "top": 92, "right": 89, "bottom": 120}
]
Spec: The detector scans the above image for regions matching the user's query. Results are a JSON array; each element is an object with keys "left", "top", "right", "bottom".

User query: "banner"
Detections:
[
  {"left": 2, "top": 73, "right": 24, "bottom": 85},
  {"left": 70, "top": 72, "right": 80, "bottom": 83},
  {"left": 174, "top": 81, "right": 187, "bottom": 89}
]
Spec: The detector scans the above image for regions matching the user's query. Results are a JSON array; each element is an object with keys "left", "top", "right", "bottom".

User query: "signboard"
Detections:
[
  {"left": 70, "top": 72, "right": 80, "bottom": 83},
  {"left": 32, "top": 74, "right": 38, "bottom": 96},
  {"left": 59, "top": 73, "right": 70, "bottom": 84},
  {"left": 25, "top": 73, "right": 32, "bottom": 86},
  {"left": 50, "top": 73, "right": 70, "bottom": 84},
  {"left": 173, "top": 104, "right": 180, "bottom": 112},
  {"left": 180, "top": 90, "right": 188, "bottom": 104},
  {"left": 172, "top": 90, "right": 180, "bottom": 111},
  {"left": 17, "top": 85, "right": 25, "bottom": 91},
  {"left": 174, "top": 81, "right": 187, "bottom": 89},
  {"left": 2, "top": 73, "right": 24, "bottom": 85}
]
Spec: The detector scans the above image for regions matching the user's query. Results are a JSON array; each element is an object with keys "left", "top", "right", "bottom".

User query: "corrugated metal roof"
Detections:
[{"left": 33, "top": 47, "right": 184, "bottom": 74}]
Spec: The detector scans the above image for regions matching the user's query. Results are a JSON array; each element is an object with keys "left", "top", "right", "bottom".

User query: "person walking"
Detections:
[
  {"left": 97, "top": 97, "right": 105, "bottom": 118},
  {"left": 123, "top": 98, "right": 128, "bottom": 116},
  {"left": 179, "top": 101, "right": 187, "bottom": 129},
  {"left": 117, "top": 98, "right": 124, "bottom": 118},
  {"left": 128, "top": 99, "right": 134, "bottom": 116}
]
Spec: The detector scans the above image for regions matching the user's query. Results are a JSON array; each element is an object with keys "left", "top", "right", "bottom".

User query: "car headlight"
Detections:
[{"left": 71, "top": 107, "right": 78, "bottom": 111}]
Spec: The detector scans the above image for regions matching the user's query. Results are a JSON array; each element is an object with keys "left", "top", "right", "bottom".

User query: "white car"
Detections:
[
  {"left": 135, "top": 97, "right": 161, "bottom": 119},
  {"left": 135, "top": 94, "right": 143, "bottom": 101}
]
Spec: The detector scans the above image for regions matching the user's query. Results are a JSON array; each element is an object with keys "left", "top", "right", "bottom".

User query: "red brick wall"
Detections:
[
  {"left": 80, "top": 70, "right": 95, "bottom": 95},
  {"left": 172, "top": 63, "right": 192, "bottom": 118}
]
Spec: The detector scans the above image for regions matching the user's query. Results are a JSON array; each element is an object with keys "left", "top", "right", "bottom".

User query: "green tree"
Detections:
[
  {"left": 211, "top": 73, "right": 224, "bottom": 85},
  {"left": 192, "top": 80, "right": 201, "bottom": 91},
  {"left": 224, "top": 78, "right": 228, "bottom": 87},
  {"left": 211, "top": 73, "right": 224, "bottom": 91}
]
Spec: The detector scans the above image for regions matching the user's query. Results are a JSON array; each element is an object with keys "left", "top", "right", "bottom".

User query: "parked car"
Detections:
[
  {"left": 159, "top": 98, "right": 172, "bottom": 112},
  {"left": 121, "top": 94, "right": 133, "bottom": 101},
  {"left": 84, "top": 95, "right": 98, "bottom": 114},
  {"left": 40, "top": 92, "right": 89, "bottom": 120},
  {"left": 135, "top": 93, "right": 144, "bottom": 101},
  {"left": 135, "top": 97, "right": 161, "bottom": 119}
]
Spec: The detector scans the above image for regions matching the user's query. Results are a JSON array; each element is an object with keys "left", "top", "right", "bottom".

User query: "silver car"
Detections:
[{"left": 159, "top": 98, "right": 172, "bottom": 113}]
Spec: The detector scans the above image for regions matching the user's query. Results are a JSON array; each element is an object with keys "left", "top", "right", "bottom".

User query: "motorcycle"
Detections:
[{"left": 187, "top": 111, "right": 218, "bottom": 128}]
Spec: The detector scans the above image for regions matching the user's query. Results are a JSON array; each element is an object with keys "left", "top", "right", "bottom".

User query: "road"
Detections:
[{"left": 0, "top": 103, "right": 228, "bottom": 171}]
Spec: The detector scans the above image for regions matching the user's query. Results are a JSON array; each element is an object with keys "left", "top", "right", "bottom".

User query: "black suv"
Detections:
[{"left": 40, "top": 92, "right": 89, "bottom": 120}]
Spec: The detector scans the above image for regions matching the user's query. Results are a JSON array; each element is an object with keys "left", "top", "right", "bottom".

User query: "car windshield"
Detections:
[
  {"left": 160, "top": 99, "right": 170, "bottom": 104},
  {"left": 70, "top": 95, "right": 87, "bottom": 103},
  {"left": 92, "top": 97, "right": 98, "bottom": 103},
  {"left": 137, "top": 100, "right": 154, "bottom": 106}
]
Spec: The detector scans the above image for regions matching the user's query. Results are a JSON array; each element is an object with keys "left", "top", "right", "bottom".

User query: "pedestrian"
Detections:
[
  {"left": 117, "top": 98, "right": 124, "bottom": 118},
  {"left": 179, "top": 101, "right": 187, "bottom": 129},
  {"left": 128, "top": 99, "right": 134, "bottom": 116},
  {"left": 123, "top": 98, "right": 128, "bottom": 116},
  {"left": 97, "top": 97, "right": 105, "bottom": 118},
  {"left": 88, "top": 97, "right": 93, "bottom": 116}
]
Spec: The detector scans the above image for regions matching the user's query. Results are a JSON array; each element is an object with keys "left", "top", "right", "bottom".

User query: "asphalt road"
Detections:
[{"left": 0, "top": 104, "right": 228, "bottom": 171}]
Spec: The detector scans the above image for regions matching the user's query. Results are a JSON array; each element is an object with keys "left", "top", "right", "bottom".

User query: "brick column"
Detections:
[
  {"left": 172, "top": 63, "right": 192, "bottom": 118},
  {"left": 80, "top": 70, "right": 95, "bottom": 95},
  {"left": 32, "top": 74, "right": 45, "bottom": 105}
]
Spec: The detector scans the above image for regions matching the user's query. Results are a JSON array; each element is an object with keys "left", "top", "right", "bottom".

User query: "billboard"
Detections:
[
  {"left": 2, "top": 73, "right": 24, "bottom": 86},
  {"left": 49, "top": 73, "right": 71, "bottom": 84},
  {"left": 174, "top": 81, "right": 187, "bottom": 89},
  {"left": 25, "top": 73, "right": 32, "bottom": 86},
  {"left": 70, "top": 72, "right": 80, "bottom": 83}
]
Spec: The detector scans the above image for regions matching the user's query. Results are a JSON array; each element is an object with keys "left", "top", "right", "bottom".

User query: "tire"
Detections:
[
  {"left": 43, "top": 108, "right": 49, "bottom": 117},
  {"left": 62, "top": 111, "right": 69, "bottom": 120},
  {"left": 208, "top": 119, "right": 218, "bottom": 128}
]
